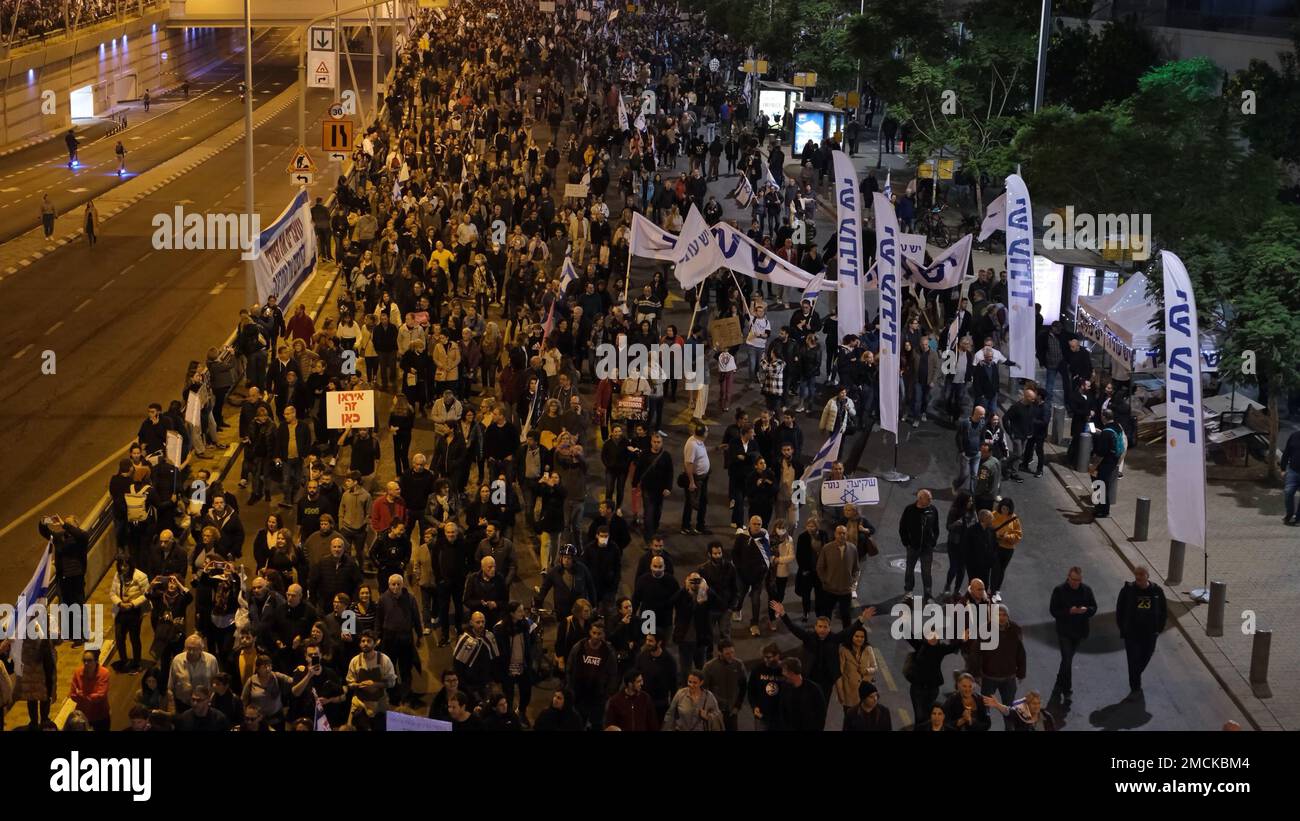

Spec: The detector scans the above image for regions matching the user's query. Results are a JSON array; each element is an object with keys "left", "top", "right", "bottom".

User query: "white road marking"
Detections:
[
  {"left": 73, "top": 298, "right": 92, "bottom": 313},
  {"left": 44, "top": 320, "right": 63, "bottom": 336},
  {"left": 98, "top": 277, "right": 116, "bottom": 291},
  {"left": 209, "top": 281, "right": 228, "bottom": 295},
  {"left": 12, "top": 344, "right": 32, "bottom": 359}
]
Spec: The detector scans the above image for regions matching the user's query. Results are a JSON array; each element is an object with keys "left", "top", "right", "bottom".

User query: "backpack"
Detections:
[
  {"left": 1107, "top": 426, "right": 1126, "bottom": 458},
  {"left": 125, "top": 484, "right": 150, "bottom": 524}
]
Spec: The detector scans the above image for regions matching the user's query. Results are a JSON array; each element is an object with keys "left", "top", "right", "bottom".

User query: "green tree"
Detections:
[{"left": 1046, "top": 16, "right": 1162, "bottom": 112}]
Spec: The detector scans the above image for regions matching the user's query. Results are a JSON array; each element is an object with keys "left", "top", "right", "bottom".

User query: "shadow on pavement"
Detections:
[{"left": 1088, "top": 691, "right": 1153, "bottom": 730}]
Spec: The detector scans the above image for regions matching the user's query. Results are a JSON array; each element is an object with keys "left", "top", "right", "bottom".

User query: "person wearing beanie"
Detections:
[{"left": 843, "top": 681, "right": 892, "bottom": 731}]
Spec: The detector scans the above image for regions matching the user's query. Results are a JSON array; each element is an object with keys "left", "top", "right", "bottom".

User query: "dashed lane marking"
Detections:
[
  {"left": 12, "top": 344, "right": 32, "bottom": 360},
  {"left": 73, "top": 298, "right": 92, "bottom": 313},
  {"left": 44, "top": 320, "right": 63, "bottom": 336}
]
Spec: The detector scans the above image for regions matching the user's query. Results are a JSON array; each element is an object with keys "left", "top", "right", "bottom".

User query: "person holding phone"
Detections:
[{"left": 942, "top": 672, "right": 991, "bottom": 732}]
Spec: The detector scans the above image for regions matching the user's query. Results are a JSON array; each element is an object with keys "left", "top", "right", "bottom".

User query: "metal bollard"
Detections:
[
  {"left": 1133, "top": 497, "right": 1151, "bottom": 541},
  {"left": 1050, "top": 410, "right": 1066, "bottom": 445},
  {"left": 1074, "top": 430, "right": 1092, "bottom": 472},
  {"left": 1106, "top": 472, "right": 1119, "bottom": 510},
  {"left": 1249, "top": 630, "right": 1271, "bottom": 697},
  {"left": 1206, "top": 581, "right": 1228, "bottom": 637},
  {"left": 1167, "top": 540, "right": 1185, "bottom": 586}
]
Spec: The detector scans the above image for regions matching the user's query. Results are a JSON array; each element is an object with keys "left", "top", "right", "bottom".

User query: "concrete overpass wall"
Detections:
[
  {"left": 169, "top": 0, "right": 400, "bottom": 26},
  {"left": 1, "top": 9, "right": 237, "bottom": 146}
]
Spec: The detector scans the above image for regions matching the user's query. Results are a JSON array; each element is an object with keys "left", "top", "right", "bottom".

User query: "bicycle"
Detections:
[{"left": 923, "top": 202, "right": 952, "bottom": 248}]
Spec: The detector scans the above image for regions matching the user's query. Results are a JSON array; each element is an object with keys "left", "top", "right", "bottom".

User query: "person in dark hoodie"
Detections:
[
  {"left": 670, "top": 572, "right": 721, "bottom": 679},
  {"left": 1048, "top": 565, "right": 1097, "bottom": 703},
  {"left": 843, "top": 681, "right": 892, "bottom": 731},
  {"left": 634, "top": 632, "right": 679, "bottom": 718},
  {"left": 566, "top": 620, "right": 618, "bottom": 730},
  {"left": 1116, "top": 565, "right": 1166, "bottom": 698},
  {"left": 747, "top": 643, "right": 784, "bottom": 731},
  {"left": 533, "top": 688, "right": 585, "bottom": 731},
  {"left": 774, "top": 657, "right": 827, "bottom": 731},
  {"left": 582, "top": 525, "right": 622, "bottom": 610},
  {"left": 771, "top": 599, "right": 874, "bottom": 728}
]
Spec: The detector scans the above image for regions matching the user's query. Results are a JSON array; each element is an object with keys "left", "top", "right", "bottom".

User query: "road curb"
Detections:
[{"left": 1043, "top": 447, "right": 1283, "bottom": 730}]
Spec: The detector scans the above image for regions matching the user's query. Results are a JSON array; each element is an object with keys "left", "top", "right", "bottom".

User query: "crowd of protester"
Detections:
[
  {"left": 0, "top": 0, "right": 1162, "bottom": 734},
  {"left": 1, "top": 0, "right": 146, "bottom": 44}
]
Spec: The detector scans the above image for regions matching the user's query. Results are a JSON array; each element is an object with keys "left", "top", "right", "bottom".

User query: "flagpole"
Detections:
[{"left": 622, "top": 248, "right": 634, "bottom": 310}]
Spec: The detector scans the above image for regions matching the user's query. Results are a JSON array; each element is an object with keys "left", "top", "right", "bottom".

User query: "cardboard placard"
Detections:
[
  {"left": 326, "top": 390, "right": 376, "bottom": 429},
  {"left": 820, "top": 477, "right": 881, "bottom": 506},
  {"left": 564, "top": 182, "right": 589, "bottom": 199},
  {"left": 709, "top": 316, "right": 743, "bottom": 349}
]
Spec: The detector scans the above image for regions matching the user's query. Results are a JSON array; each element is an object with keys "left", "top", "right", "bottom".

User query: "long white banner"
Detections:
[
  {"left": 1162, "top": 250, "right": 1206, "bottom": 549},
  {"left": 833, "top": 150, "right": 865, "bottom": 337},
  {"left": 1004, "top": 174, "right": 1035, "bottom": 379},
  {"left": 630, "top": 212, "right": 817, "bottom": 290},
  {"left": 253, "top": 189, "right": 317, "bottom": 307},
  {"left": 873, "top": 192, "right": 900, "bottom": 436}
]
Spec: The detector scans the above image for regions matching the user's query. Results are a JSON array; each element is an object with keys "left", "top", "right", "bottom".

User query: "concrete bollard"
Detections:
[
  {"left": 1073, "top": 430, "right": 1092, "bottom": 472},
  {"left": 1249, "top": 630, "right": 1271, "bottom": 687},
  {"left": 1206, "top": 581, "right": 1228, "bottom": 637},
  {"left": 1167, "top": 540, "right": 1185, "bottom": 586},
  {"left": 1133, "top": 497, "right": 1151, "bottom": 541},
  {"left": 1051, "top": 410, "right": 1066, "bottom": 445}
]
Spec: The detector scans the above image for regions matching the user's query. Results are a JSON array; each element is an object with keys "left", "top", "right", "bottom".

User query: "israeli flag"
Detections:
[
  {"left": 883, "top": 171, "right": 892, "bottom": 199},
  {"left": 560, "top": 255, "right": 578, "bottom": 290},
  {"left": 801, "top": 273, "right": 826, "bottom": 305},
  {"left": 729, "top": 173, "right": 754, "bottom": 209},
  {"left": 5, "top": 539, "right": 54, "bottom": 677},
  {"left": 800, "top": 428, "right": 844, "bottom": 485}
]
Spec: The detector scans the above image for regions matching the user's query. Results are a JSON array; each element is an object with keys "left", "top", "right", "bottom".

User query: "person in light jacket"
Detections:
[
  {"left": 109, "top": 554, "right": 150, "bottom": 672},
  {"left": 833, "top": 623, "right": 878, "bottom": 718},
  {"left": 815, "top": 524, "right": 860, "bottom": 629},
  {"left": 662, "top": 669, "right": 722, "bottom": 731}
]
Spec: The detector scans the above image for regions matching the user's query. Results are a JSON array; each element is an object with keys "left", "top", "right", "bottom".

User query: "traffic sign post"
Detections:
[
  {"left": 323, "top": 120, "right": 354, "bottom": 153},
  {"left": 287, "top": 147, "right": 318, "bottom": 175},
  {"left": 309, "top": 26, "right": 336, "bottom": 52},
  {"left": 329, "top": 103, "right": 346, "bottom": 119},
  {"left": 309, "top": 51, "right": 337, "bottom": 89},
  {"left": 290, "top": 171, "right": 315, "bottom": 187}
]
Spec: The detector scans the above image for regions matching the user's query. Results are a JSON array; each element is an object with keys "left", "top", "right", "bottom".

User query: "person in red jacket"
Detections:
[
  {"left": 70, "top": 649, "right": 112, "bottom": 732},
  {"left": 604, "top": 670, "right": 660, "bottom": 731},
  {"left": 370, "top": 480, "right": 409, "bottom": 534}
]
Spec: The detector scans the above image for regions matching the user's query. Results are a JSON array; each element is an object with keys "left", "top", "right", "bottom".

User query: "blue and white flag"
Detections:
[
  {"left": 883, "top": 171, "right": 892, "bottom": 199},
  {"left": 741, "top": 71, "right": 753, "bottom": 104},
  {"left": 979, "top": 193, "right": 1006, "bottom": 242},
  {"left": 617, "top": 93, "right": 630, "bottom": 132},
  {"left": 6, "top": 539, "right": 54, "bottom": 677},
  {"left": 1162, "top": 250, "right": 1206, "bottom": 549},
  {"left": 801, "top": 273, "right": 826, "bottom": 305},
  {"left": 902, "top": 233, "right": 972, "bottom": 290},
  {"left": 672, "top": 204, "right": 724, "bottom": 289},
  {"left": 729, "top": 173, "right": 754, "bottom": 209},
  {"left": 800, "top": 428, "right": 844, "bottom": 485},
  {"left": 560, "top": 255, "right": 578, "bottom": 291}
]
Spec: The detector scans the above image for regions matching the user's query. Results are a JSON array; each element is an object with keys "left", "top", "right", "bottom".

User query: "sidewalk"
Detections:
[{"left": 1046, "top": 435, "right": 1293, "bottom": 730}]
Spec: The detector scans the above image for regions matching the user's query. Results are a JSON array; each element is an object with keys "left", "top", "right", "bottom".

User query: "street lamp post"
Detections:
[
  {"left": 1033, "top": 0, "right": 1051, "bottom": 112},
  {"left": 243, "top": 0, "right": 256, "bottom": 304}
]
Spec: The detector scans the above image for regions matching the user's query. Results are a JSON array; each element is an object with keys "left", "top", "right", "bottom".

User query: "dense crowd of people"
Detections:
[
  {"left": 0, "top": 0, "right": 1169, "bottom": 734},
  {"left": 1, "top": 0, "right": 143, "bottom": 44}
]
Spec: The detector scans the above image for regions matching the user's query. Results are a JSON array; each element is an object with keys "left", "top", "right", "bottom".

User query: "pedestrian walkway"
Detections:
[{"left": 1047, "top": 436, "right": 1293, "bottom": 730}]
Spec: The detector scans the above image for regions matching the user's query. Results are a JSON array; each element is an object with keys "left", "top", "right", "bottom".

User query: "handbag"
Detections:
[
  {"left": 864, "top": 535, "right": 879, "bottom": 558},
  {"left": 676, "top": 471, "right": 689, "bottom": 489}
]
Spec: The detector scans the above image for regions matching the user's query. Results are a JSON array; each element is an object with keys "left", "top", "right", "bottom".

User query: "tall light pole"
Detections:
[
  {"left": 243, "top": 0, "right": 257, "bottom": 305},
  {"left": 1033, "top": 0, "right": 1051, "bottom": 112}
]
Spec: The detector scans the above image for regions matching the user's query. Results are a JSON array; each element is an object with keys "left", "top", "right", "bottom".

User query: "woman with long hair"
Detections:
[
  {"left": 833, "top": 623, "right": 878, "bottom": 721},
  {"left": 942, "top": 492, "right": 975, "bottom": 599}
]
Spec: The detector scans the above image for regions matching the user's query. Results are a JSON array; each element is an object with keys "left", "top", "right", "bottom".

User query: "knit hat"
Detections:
[{"left": 858, "top": 681, "right": 878, "bottom": 701}]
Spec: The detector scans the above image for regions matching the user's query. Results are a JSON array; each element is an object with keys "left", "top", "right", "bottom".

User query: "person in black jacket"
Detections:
[
  {"left": 274, "top": 405, "right": 313, "bottom": 505},
  {"left": 535, "top": 545, "right": 597, "bottom": 624},
  {"left": 41, "top": 515, "right": 90, "bottom": 615},
  {"left": 905, "top": 631, "right": 963, "bottom": 730},
  {"left": 1019, "top": 388, "right": 1050, "bottom": 477},
  {"left": 1116, "top": 566, "right": 1167, "bottom": 697},
  {"left": 943, "top": 671, "right": 991, "bottom": 732},
  {"left": 1048, "top": 566, "right": 1097, "bottom": 702},
  {"left": 432, "top": 521, "right": 472, "bottom": 644},
  {"left": 600, "top": 424, "right": 634, "bottom": 509},
  {"left": 898, "top": 489, "right": 940, "bottom": 600},
  {"left": 774, "top": 657, "right": 827, "bottom": 731},
  {"left": 670, "top": 573, "right": 720, "bottom": 679},
  {"left": 463, "top": 555, "right": 509, "bottom": 626},
  {"left": 771, "top": 600, "right": 873, "bottom": 727},
  {"left": 843, "top": 681, "right": 892, "bottom": 731},
  {"left": 582, "top": 526, "right": 622, "bottom": 610},
  {"left": 697, "top": 541, "right": 739, "bottom": 649},
  {"left": 533, "top": 688, "right": 585, "bottom": 731},
  {"left": 633, "top": 433, "right": 674, "bottom": 539},
  {"left": 1091, "top": 410, "right": 1123, "bottom": 518}
]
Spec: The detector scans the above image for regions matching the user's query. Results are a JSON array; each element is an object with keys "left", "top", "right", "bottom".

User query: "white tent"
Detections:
[{"left": 1076, "top": 271, "right": 1218, "bottom": 375}]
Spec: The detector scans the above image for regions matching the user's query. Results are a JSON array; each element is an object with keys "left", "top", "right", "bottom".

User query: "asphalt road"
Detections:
[
  {"left": 0, "top": 31, "right": 376, "bottom": 600},
  {"left": 0, "top": 27, "right": 304, "bottom": 245}
]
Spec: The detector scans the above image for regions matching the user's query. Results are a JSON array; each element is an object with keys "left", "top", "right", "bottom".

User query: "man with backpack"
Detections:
[{"left": 1091, "top": 410, "right": 1124, "bottom": 518}]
